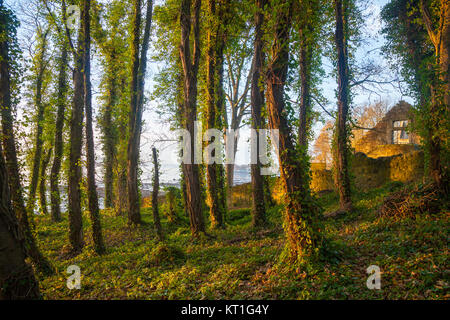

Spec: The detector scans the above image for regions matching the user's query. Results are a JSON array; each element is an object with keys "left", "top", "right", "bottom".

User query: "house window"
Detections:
[
  {"left": 393, "top": 120, "right": 408, "bottom": 128},
  {"left": 392, "top": 120, "right": 410, "bottom": 144}
]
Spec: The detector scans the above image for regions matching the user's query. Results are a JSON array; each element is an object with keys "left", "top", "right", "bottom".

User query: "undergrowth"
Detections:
[{"left": 34, "top": 181, "right": 448, "bottom": 299}]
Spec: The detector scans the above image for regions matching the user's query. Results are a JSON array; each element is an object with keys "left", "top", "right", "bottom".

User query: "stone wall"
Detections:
[
  {"left": 353, "top": 101, "right": 420, "bottom": 155},
  {"left": 366, "top": 144, "right": 419, "bottom": 158},
  {"left": 353, "top": 152, "right": 392, "bottom": 190},
  {"left": 389, "top": 151, "right": 424, "bottom": 183},
  {"left": 310, "top": 150, "right": 424, "bottom": 193},
  {"left": 229, "top": 149, "right": 424, "bottom": 207},
  {"left": 310, "top": 169, "right": 335, "bottom": 193}
]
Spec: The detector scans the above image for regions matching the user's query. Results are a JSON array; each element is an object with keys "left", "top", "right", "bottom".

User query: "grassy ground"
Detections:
[{"left": 34, "top": 182, "right": 449, "bottom": 299}]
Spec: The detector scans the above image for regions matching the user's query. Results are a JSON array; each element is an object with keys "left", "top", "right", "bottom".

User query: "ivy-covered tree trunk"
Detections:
[
  {"left": 27, "top": 28, "right": 49, "bottom": 216},
  {"left": 115, "top": 80, "right": 128, "bottom": 216},
  {"left": 127, "top": 0, "right": 153, "bottom": 225},
  {"left": 266, "top": 0, "right": 321, "bottom": 264},
  {"left": 68, "top": 1, "right": 88, "bottom": 254},
  {"left": 250, "top": 0, "right": 266, "bottom": 228},
  {"left": 205, "top": 37, "right": 223, "bottom": 227},
  {"left": 225, "top": 162, "right": 234, "bottom": 205},
  {"left": 103, "top": 74, "right": 117, "bottom": 209},
  {"left": 333, "top": 0, "right": 353, "bottom": 212},
  {"left": 0, "top": 143, "right": 40, "bottom": 300},
  {"left": 127, "top": 0, "right": 142, "bottom": 225},
  {"left": 50, "top": 41, "right": 68, "bottom": 223},
  {"left": 216, "top": 33, "right": 227, "bottom": 223},
  {"left": 205, "top": 0, "right": 226, "bottom": 229},
  {"left": 116, "top": 161, "right": 128, "bottom": 216},
  {"left": 441, "top": 0, "right": 449, "bottom": 115},
  {"left": 39, "top": 148, "right": 52, "bottom": 215},
  {"left": 298, "top": 26, "right": 313, "bottom": 148},
  {"left": 177, "top": 88, "right": 190, "bottom": 219},
  {"left": 440, "top": 0, "right": 450, "bottom": 193},
  {"left": 0, "top": 8, "right": 53, "bottom": 274},
  {"left": 91, "top": 2, "right": 127, "bottom": 213},
  {"left": 419, "top": 0, "right": 450, "bottom": 192},
  {"left": 263, "top": 176, "right": 274, "bottom": 207},
  {"left": 180, "top": 0, "right": 205, "bottom": 236},
  {"left": 397, "top": 0, "right": 432, "bottom": 121},
  {"left": 83, "top": 0, "right": 105, "bottom": 255},
  {"left": 152, "top": 147, "right": 163, "bottom": 240}
]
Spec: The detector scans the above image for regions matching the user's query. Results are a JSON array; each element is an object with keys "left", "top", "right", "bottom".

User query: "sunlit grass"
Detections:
[{"left": 34, "top": 182, "right": 448, "bottom": 299}]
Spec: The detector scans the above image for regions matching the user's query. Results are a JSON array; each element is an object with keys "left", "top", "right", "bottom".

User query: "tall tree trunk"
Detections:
[
  {"left": 50, "top": 41, "right": 68, "bottom": 222},
  {"left": 217, "top": 78, "right": 228, "bottom": 222},
  {"left": 250, "top": 0, "right": 267, "bottom": 228},
  {"left": 0, "top": 143, "right": 40, "bottom": 300},
  {"left": 115, "top": 77, "right": 128, "bottom": 216},
  {"left": 334, "top": 0, "right": 352, "bottom": 212},
  {"left": 176, "top": 77, "right": 189, "bottom": 218},
  {"left": 223, "top": 105, "right": 233, "bottom": 206},
  {"left": 215, "top": 23, "right": 227, "bottom": 223},
  {"left": 266, "top": 0, "right": 321, "bottom": 264},
  {"left": 180, "top": 0, "right": 205, "bottom": 236},
  {"left": 205, "top": 0, "right": 225, "bottom": 229},
  {"left": 116, "top": 75, "right": 128, "bottom": 216},
  {"left": 68, "top": 1, "right": 88, "bottom": 254},
  {"left": 0, "top": 9, "right": 53, "bottom": 274},
  {"left": 428, "top": 85, "right": 443, "bottom": 189},
  {"left": 298, "top": 29, "right": 312, "bottom": 148},
  {"left": 103, "top": 73, "right": 117, "bottom": 209},
  {"left": 225, "top": 162, "right": 234, "bottom": 205},
  {"left": 441, "top": 0, "right": 450, "bottom": 113},
  {"left": 127, "top": 0, "right": 141, "bottom": 225},
  {"left": 127, "top": 0, "right": 153, "bottom": 225},
  {"left": 423, "top": 0, "right": 449, "bottom": 192},
  {"left": 396, "top": 1, "right": 440, "bottom": 190},
  {"left": 180, "top": 164, "right": 189, "bottom": 217},
  {"left": 398, "top": 1, "right": 430, "bottom": 106},
  {"left": 83, "top": 0, "right": 105, "bottom": 255},
  {"left": 39, "top": 148, "right": 52, "bottom": 215},
  {"left": 152, "top": 147, "right": 163, "bottom": 240},
  {"left": 440, "top": 0, "right": 450, "bottom": 192},
  {"left": 27, "top": 29, "right": 49, "bottom": 216},
  {"left": 116, "top": 159, "right": 127, "bottom": 216},
  {"left": 263, "top": 175, "right": 274, "bottom": 207}
]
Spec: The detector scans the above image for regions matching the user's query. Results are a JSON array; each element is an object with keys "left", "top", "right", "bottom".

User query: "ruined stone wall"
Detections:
[
  {"left": 311, "top": 163, "right": 327, "bottom": 170},
  {"left": 309, "top": 150, "right": 424, "bottom": 193},
  {"left": 353, "top": 152, "right": 392, "bottom": 190},
  {"left": 353, "top": 101, "right": 420, "bottom": 155},
  {"left": 389, "top": 151, "right": 424, "bottom": 183},
  {"left": 230, "top": 149, "right": 424, "bottom": 207},
  {"left": 310, "top": 169, "right": 335, "bottom": 193},
  {"left": 366, "top": 144, "right": 419, "bottom": 158}
]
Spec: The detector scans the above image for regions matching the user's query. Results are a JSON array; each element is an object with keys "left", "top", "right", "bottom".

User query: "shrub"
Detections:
[
  {"left": 162, "top": 186, "right": 183, "bottom": 223},
  {"left": 378, "top": 183, "right": 442, "bottom": 219},
  {"left": 142, "top": 243, "right": 185, "bottom": 267}
]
